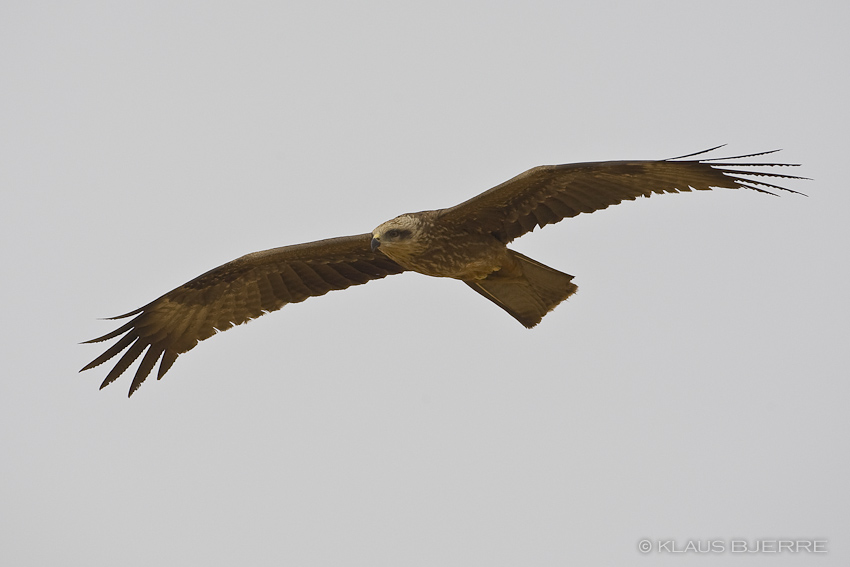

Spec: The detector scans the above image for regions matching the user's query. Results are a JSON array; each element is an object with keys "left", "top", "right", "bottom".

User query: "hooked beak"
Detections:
[{"left": 370, "top": 236, "right": 380, "bottom": 252}]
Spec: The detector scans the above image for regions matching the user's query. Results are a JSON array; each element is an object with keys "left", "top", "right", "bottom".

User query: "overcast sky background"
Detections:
[{"left": 2, "top": 1, "right": 848, "bottom": 565}]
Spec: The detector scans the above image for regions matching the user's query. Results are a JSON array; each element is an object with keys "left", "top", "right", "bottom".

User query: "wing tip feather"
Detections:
[{"left": 665, "top": 144, "right": 728, "bottom": 160}]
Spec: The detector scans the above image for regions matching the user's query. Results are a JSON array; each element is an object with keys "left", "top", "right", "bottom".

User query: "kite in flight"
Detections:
[{"left": 82, "top": 147, "right": 805, "bottom": 396}]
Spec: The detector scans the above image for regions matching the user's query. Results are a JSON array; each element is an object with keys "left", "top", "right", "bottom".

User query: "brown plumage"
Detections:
[{"left": 82, "top": 147, "right": 805, "bottom": 396}]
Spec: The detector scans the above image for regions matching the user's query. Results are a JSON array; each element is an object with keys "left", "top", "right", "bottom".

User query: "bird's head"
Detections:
[{"left": 370, "top": 214, "right": 427, "bottom": 257}]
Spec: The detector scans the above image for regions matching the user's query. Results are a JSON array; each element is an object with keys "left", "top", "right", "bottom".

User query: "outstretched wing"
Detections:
[
  {"left": 81, "top": 234, "right": 405, "bottom": 396},
  {"left": 439, "top": 147, "right": 807, "bottom": 243}
]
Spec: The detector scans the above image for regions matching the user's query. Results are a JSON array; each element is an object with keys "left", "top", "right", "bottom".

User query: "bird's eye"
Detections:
[{"left": 386, "top": 229, "right": 400, "bottom": 238}]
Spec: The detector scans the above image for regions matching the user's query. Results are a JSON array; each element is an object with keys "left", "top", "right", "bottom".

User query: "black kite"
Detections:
[{"left": 81, "top": 147, "right": 805, "bottom": 395}]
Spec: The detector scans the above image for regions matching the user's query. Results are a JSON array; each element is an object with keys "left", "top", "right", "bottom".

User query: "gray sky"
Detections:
[{"left": 2, "top": 1, "right": 847, "bottom": 565}]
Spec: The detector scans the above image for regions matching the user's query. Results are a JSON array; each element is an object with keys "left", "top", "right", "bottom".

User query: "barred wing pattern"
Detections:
[
  {"left": 440, "top": 148, "right": 806, "bottom": 243},
  {"left": 81, "top": 234, "right": 405, "bottom": 396}
]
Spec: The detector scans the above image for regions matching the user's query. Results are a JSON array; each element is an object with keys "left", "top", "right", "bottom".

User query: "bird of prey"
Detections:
[{"left": 81, "top": 146, "right": 805, "bottom": 396}]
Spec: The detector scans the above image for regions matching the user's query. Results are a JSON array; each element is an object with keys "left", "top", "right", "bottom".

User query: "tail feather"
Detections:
[{"left": 464, "top": 251, "right": 577, "bottom": 328}]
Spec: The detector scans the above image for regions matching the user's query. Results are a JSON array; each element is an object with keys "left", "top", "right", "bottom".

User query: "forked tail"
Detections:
[{"left": 464, "top": 250, "right": 577, "bottom": 328}]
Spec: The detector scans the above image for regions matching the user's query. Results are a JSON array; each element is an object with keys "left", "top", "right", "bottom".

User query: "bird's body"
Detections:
[
  {"left": 370, "top": 210, "right": 578, "bottom": 327},
  {"left": 372, "top": 211, "right": 509, "bottom": 280},
  {"left": 82, "top": 147, "right": 805, "bottom": 396}
]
